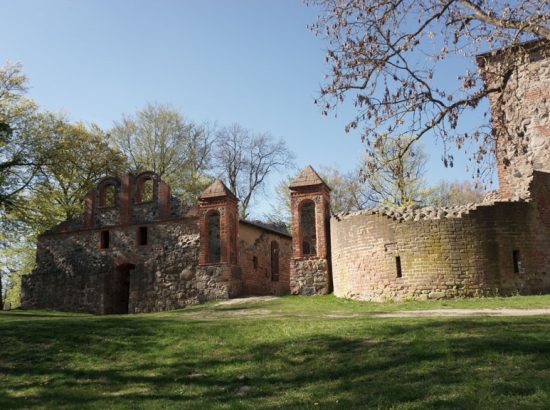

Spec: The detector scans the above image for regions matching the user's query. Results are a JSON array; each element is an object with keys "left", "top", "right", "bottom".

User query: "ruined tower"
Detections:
[
  {"left": 197, "top": 179, "right": 242, "bottom": 299},
  {"left": 477, "top": 40, "right": 550, "bottom": 199},
  {"left": 289, "top": 165, "right": 332, "bottom": 295}
]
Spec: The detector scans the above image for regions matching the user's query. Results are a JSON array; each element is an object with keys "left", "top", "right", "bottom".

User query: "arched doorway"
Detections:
[{"left": 105, "top": 263, "right": 135, "bottom": 314}]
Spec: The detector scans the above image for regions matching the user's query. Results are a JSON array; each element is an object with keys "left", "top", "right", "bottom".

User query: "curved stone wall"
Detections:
[{"left": 331, "top": 173, "right": 550, "bottom": 301}]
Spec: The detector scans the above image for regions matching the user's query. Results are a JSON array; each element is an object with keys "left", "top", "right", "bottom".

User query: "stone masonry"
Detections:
[
  {"left": 21, "top": 174, "right": 292, "bottom": 313},
  {"left": 20, "top": 42, "right": 550, "bottom": 311}
]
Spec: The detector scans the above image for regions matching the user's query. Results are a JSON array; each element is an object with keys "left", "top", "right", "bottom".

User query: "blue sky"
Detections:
[{"left": 0, "top": 0, "right": 491, "bottom": 216}]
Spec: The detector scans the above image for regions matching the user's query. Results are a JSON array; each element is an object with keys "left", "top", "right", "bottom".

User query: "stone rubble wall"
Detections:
[
  {"left": 330, "top": 171, "right": 550, "bottom": 301},
  {"left": 486, "top": 47, "right": 550, "bottom": 199},
  {"left": 21, "top": 218, "right": 236, "bottom": 313},
  {"left": 290, "top": 258, "right": 330, "bottom": 295}
]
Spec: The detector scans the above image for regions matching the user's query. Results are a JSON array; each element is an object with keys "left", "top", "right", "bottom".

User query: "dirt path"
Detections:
[
  {"left": 179, "top": 297, "right": 550, "bottom": 319},
  {"left": 371, "top": 308, "right": 550, "bottom": 317}
]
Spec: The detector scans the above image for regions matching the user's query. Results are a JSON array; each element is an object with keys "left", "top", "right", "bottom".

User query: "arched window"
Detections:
[
  {"left": 136, "top": 176, "right": 155, "bottom": 203},
  {"left": 271, "top": 241, "right": 279, "bottom": 281},
  {"left": 99, "top": 184, "right": 116, "bottom": 208},
  {"left": 300, "top": 200, "right": 317, "bottom": 256},
  {"left": 207, "top": 211, "right": 221, "bottom": 263}
]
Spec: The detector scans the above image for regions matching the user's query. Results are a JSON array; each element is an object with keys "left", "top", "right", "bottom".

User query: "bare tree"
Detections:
[
  {"left": 215, "top": 124, "right": 295, "bottom": 218},
  {"left": 308, "top": 0, "right": 550, "bottom": 177}
]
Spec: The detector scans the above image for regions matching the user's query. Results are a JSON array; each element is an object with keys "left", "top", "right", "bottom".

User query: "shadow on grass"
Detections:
[{"left": 1, "top": 314, "right": 549, "bottom": 409}]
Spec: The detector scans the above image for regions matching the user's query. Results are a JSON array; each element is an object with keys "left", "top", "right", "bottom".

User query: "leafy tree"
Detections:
[
  {"left": 1, "top": 118, "right": 126, "bottom": 307},
  {"left": 9, "top": 119, "right": 127, "bottom": 233},
  {"left": 215, "top": 124, "right": 296, "bottom": 219},
  {"left": 0, "top": 63, "right": 48, "bottom": 209},
  {"left": 308, "top": 0, "right": 550, "bottom": 174},
  {"left": 110, "top": 103, "right": 215, "bottom": 203},
  {"left": 362, "top": 135, "right": 432, "bottom": 206},
  {"left": 426, "top": 179, "right": 486, "bottom": 207}
]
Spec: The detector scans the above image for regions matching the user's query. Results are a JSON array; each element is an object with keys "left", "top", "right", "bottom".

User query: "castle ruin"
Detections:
[{"left": 21, "top": 42, "right": 550, "bottom": 312}]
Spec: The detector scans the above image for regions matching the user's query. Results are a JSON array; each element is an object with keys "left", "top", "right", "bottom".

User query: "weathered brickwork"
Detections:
[
  {"left": 289, "top": 166, "right": 332, "bottom": 295},
  {"left": 331, "top": 173, "right": 550, "bottom": 301},
  {"left": 21, "top": 175, "right": 292, "bottom": 313},
  {"left": 238, "top": 221, "right": 292, "bottom": 296},
  {"left": 20, "top": 43, "right": 550, "bottom": 310}
]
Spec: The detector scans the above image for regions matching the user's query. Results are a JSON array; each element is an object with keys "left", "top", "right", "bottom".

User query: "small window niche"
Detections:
[
  {"left": 513, "top": 250, "right": 521, "bottom": 273},
  {"left": 138, "top": 226, "right": 148, "bottom": 246},
  {"left": 253, "top": 256, "right": 258, "bottom": 270},
  {"left": 396, "top": 256, "right": 402, "bottom": 278},
  {"left": 271, "top": 241, "right": 280, "bottom": 282},
  {"left": 99, "top": 184, "right": 116, "bottom": 208},
  {"left": 100, "top": 230, "right": 110, "bottom": 249},
  {"left": 137, "top": 177, "right": 154, "bottom": 203}
]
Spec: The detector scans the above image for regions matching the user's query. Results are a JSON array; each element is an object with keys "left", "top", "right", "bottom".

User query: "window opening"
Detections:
[
  {"left": 100, "top": 184, "right": 116, "bottom": 207},
  {"left": 300, "top": 200, "right": 317, "bottom": 256},
  {"left": 137, "top": 178, "right": 154, "bottom": 203},
  {"left": 207, "top": 212, "right": 221, "bottom": 263},
  {"left": 513, "top": 250, "right": 521, "bottom": 273},
  {"left": 138, "top": 226, "right": 148, "bottom": 246},
  {"left": 271, "top": 241, "right": 280, "bottom": 281},
  {"left": 100, "top": 230, "right": 110, "bottom": 249},
  {"left": 396, "top": 256, "right": 402, "bottom": 278}
]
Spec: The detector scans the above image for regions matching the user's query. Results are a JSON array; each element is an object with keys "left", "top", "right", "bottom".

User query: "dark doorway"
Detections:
[{"left": 105, "top": 264, "right": 134, "bottom": 314}]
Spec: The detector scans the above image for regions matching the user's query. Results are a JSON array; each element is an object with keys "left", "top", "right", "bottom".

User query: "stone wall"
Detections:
[
  {"left": 331, "top": 171, "right": 550, "bottom": 301},
  {"left": 22, "top": 219, "right": 206, "bottom": 313},
  {"left": 479, "top": 42, "right": 550, "bottom": 199},
  {"left": 238, "top": 221, "right": 292, "bottom": 296},
  {"left": 290, "top": 258, "right": 331, "bottom": 296},
  {"left": 21, "top": 174, "right": 242, "bottom": 314}
]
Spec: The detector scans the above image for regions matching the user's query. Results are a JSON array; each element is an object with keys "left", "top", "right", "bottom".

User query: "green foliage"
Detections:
[
  {"left": 109, "top": 103, "right": 214, "bottom": 204},
  {"left": 363, "top": 134, "right": 433, "bottom": 206},
  {"left": 0, "top": 63, "right": 48, "bottom": 209},
  {"left": 1, "top": 296, "right": 550, "bottom": 408},
  {"left": 426, "top": 179, "right": 487, "bottom": 207},
  {"left": 9, "top": 119, "right": 127, "bottom": 234},
  {"left": 1, "top": 94, "right": 127, "bottom": 307}
]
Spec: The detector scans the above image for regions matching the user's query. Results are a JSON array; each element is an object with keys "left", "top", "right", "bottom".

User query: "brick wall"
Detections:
[
  {"left": 238, "top": 221, "right": 292, "bottom": 296},
  {"left": 289, "top": 174, "right": 332, "bottom": 295},
  {"left": 331, "top": 173, "right": 550, "bottom": 301}
]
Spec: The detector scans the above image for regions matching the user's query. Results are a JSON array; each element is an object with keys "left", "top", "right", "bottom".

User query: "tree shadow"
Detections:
[{"left": 0, "top": 315, "right": 549, "bottom": 409}]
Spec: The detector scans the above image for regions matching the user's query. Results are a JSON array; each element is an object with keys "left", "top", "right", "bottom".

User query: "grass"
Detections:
[{"left": 1, "top": 295, "right": 550, "bottom": 409}]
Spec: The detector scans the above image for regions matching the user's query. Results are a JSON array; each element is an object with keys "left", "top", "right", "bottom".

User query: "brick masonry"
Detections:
[
  {"left": 21, "top": 175, "right": 292, "bottom": 313},
  {"left": 331, "top": 171, "right": 550, "bottom": 301},
  {"left": 289, "top": 167, "right": 332, "bottom": 295},
  {"left": 20, "top": 43, "right": 550, "bottom": 310}
]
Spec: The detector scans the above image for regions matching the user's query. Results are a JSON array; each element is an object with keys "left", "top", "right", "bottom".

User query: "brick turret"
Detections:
[
  {"left": 289, "top": 165, "right": 332, "bottom": 294},
  {"left": 197, "top": 179, "right": 242, "bottom": 299}
]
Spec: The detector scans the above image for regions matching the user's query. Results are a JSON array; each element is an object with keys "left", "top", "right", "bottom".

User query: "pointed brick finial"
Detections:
[
  {"left": 289, "top": 165, "right": 330, "bottom": 190},
  {"left": 199, "top": 179, "right": 237, "bottom": 201}
]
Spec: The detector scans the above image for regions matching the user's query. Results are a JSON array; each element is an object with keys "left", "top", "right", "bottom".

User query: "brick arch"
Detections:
[
  {"left": 205, "top": 209, "right": 221, "bottom": 264},
  {"left": 299, "top": 199, "right": 317, "bottom": 257},
  {"left": 135, "top": 171, "right": 159, "bottom": 203},
  {"left": 97, "top": 177, "right": 121, "bottom": 208}
]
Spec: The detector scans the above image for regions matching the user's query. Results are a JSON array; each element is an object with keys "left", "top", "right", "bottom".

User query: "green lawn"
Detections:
[{"left": 1, "top": 295, "right": 550, "bottom": 409}]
